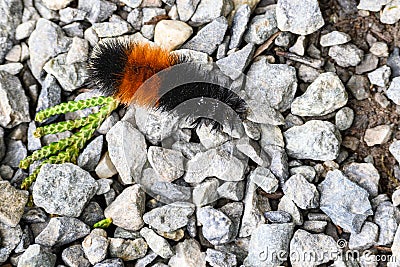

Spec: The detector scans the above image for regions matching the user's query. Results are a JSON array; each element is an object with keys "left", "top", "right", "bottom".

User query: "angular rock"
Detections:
[
  {"left": 168, "top": 238, "right": 206, "bottom": 267},
  {"left": 276, "top": 0, "right": 324, "bottom": 35},
  {"left": 95, "top": 152, "right": 118, "bottom": 179},
  {"left": 0, "top": 222, "right": 22, "bottom": 264},
  {"left": 148, "top": 146, "right": 185, "bottom": 182},
  {"left": 216, "top": 43, "right": 254, "bottom": 80},
  {"left": 349, "top": 221, "right": 379, "bottom": 250},
  {"left": 0, "top": 181, "right": 28, "bottom": 227},
  {"left": 284, "top": 120, "right": 341, "bottom": 161},
  {"left": 205, "top": 248, "right": 236, "bottom": 267},
  {"left": 347, "top": 74, "right": 371, "bottom": 100},
  {"left": 370, "top": 41, "right": 389, "bottom": 57},
  {"left": 141, "top": 8, "right": 167, "bottom": 39},
  {"left": 335, "top": 107, "right": 354, "bottom": 131},
  {"left": 192, "top": 178, "right": 219, "bottom": 206},
  {"left": 290, "top": 229, "right": 338, "bottom": 266},
  {"left": 0, "top": 71, "right": 30, "bottom": 128},
  {"left": 181, "top": 17, "right": 228, "bottom": 55},
  {"left": 368, "top": 65, "right": 391, "bottom": 87},
  {"left": 43, "top": 53, "right": 88, "bottom": 92},
  {"left": 104, "top": 184, "right": 145, "bottom": 231},
  {"left": 77, "top": 135, "right": 103, "bottom": 172},
  {"left": 283, "top": 174, "right": 319, "bottom": 209},
  {"left": 0, "top": 128, "right": 4, "bottom": 161},
  {"left": 35, "top": 75, "right": 62, "bottom": 123},
  {"left": 79, "top": 202, "right": 105, "bottom": 227},
  {"left": 318, "top": 170, "right": 373, "bottom": 233},
  {"left": 388, "top": 47, "right": 400, "bottom": 77},
  {"left": 356, "top": 53, "right": 379, "bottom": 74},
  {"left": 343, "top": 163, "right": 380, "bottom": 197},
  {"left": 121, "top": 0, "right": 142, "bottom": 8},
  {"left": 264, "top": 211, "right": 292, "bottom": 223},
  {"left": 33, "top": 163, "right": 98, "bottom": 217},
  {"left": 229, "top": 4, "right": 251, "bottom": 49},
  {"left": 320, "top": 31, "right": 351, "bottom": 47},
  {"left": 244, "top": 7, "right": 278, "bottom": 45},
  {"left": 108, "top": 237, "right": 148, "bottom": 261},
  {"left": 176, "top": 0, "right": 200, "bottom": 22},
  {"left": 92, "top": 19, "right": 132, "bottom": 38},
  {"left": 190, "top": 0, "right": 232, "bottom": 25},
  {"left": 364, "top": 124, "right": 392, "bottom": 146},
  {"left": 248, "top": 167, "right": 279, "bottom": 193},
  {"left": 357, "top": 0, "right": 390, "bottom": 11},
  {"left": 143, "top": 202, "right": 195, "bottom": 232},
  {"left": 387, "top": 77, "right": 400, "bottom": 105},
  {"left": 184, "top": 148, "right": 245, "bottom": 183},
  {"left": 217, "top": 181, "right": 245, "bottom": 201},
  {"left": 82, "top": 229, "right": 109, "bottom": 265},
  {"left": 328, "top": 44, "right": 364, "bottom": 67},
  {"left": 154, "top": 20, "right": 192, "bottom": 51},
  {"left": 18, "top": 244, "right": 56, "bottom": 267},
  {"left": 59, "top": 7, "right": 87, "bottom": 23},
  {"left": 246, "top": 223, "right": 294, "bottom": 266},
  {"left": 290, "top": 165, "right": 316, "bottom": 182},
  {"left": 0, "top": 0, "right": 23, "bottom": 63},
  {"left": 35, "top": 217, "right": 90, "bottom": 247},
  {"left": 78, "top": 0, "right": 117, "bottom": 23},
  {"left": 246, "top": 58, "right": 297, "bottom": 112},
  {"left": 106, "top": 121, "right": 147, "bottom": 184},
  {"left": 291, "top": 72, "right": 347, "bottom": 116},
  {"left": 198, "top": 206, "right": 235, "bottom": 245},
  {"left": 374, "top": 201, "right": 400, "bottom": 246},
  {"left": 28, "top": 18, "right": 71, "bottom": 79},
  {"left": 381, "top": 0, "right": 400, "bottom": 24},
  {"left": 61, "top": 245, "right": 91, "bottom": 267},
  {"left": 140, "top": 227, "right": 174, "bottom": 259}
]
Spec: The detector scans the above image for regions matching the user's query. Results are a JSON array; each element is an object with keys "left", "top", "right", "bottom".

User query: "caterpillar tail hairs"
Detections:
[{"left": 18, "top": 39, "right": 248, "bottom": 189}]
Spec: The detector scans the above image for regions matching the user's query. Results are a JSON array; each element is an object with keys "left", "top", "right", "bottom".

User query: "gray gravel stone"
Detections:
[
  {"left": 106, "top": 121, "right": 147, "bottom": 184},
  {"left": 62, "top": 245, "right": 90, "bottom": 267},
  {"left": 176, "top": 0, "right": 200, "bottom": 21},
  {"left": 368, "top": 65, "right": 391, "bottom": 87},
  {"left": 141, "top": 8, "right": 166, "bottom": 39},
  {"left": 94, "top": 258, "right": 124, "bottom": 267},
  {"left": 290, "top": 165, "right": 316, "bottom": 182},
  {"left": 143, "top": 202, "right": 195, "bottom": 232},
  {"left": 390, "top": 140, "right": 400, "bottom": 164},
  {"left": 33, "top": 164, "right": 98, "bottom": 217},
  {"left": 77, "top": 135, "right": 103, "bottom": 172},
  {"left": 244, "top": 7, "right": 278, "bottom": 45},
  {"left": 205, "top": 248, "right": 236, "bottom": 267},
  {"left": 35, "top": 75, "right": 62, "bottom": 123},
  {"left": 348, "top": 221, "right": 379, "bottom": 250},
  {"left": 198, "top": 206, "right": 235, "bottom": 245},
  {"left": 79, "top": 201, "right": 104, "bottom": 227},
  {"left": 0, "top": 0, "right": 22, "bottom": 63},
  {"left": 140, "top": 227, "right": 174, "bottom": 259},
  {"left": 246, "top": 58, "right": 297, "bottom": 112},
  {"left": 184, "top": 147, "right": 245, "bottom": 183},
  {"left": 356, "top": 53, "right": 379, "bottom": 74},
  {"left": 387, "top": 77, "right": 400, "bottom": 105},
  {"left": 264, "top": 210, "right": 292, "bottom": 223},
  {"left": 192, "top": 178, "right": 219, "bottom": 206},
  {"left": 59, "top": 7, "right": 87, "bottom": 23},
  {"left": 108, "top": 237, "right": 148, "bottom": 261},
  {"left": 190, "top": 0, "right": 232, "bottom": 25},
  {"left": 135, "top": 251, "right": 157, "bottom": 267},
  {"left": 92, "top": 19, "right": 132, "bottom": 38},
  {"left": 0, "top": 128, "right": 4, "bottom": 161},
  {"left": 0, "top": 62, "right": 23, "bottom": 75},
  {"left": 276, "top": 0, "right": 324, "bottom": 35},
  {"left": 229, "top": 4, "right": 251, "bottom": 49},
  {"left": 388, "top": 47, "right": 400, "bottom": 77},
  {"left": 284, "top": 120, "right": 341, "bottom": 161},
  {"left": 370, "top": 41, "right": 389, "bottom": 57},
  {"left": 27, "top": 122, "right": 41, "bottom": 152},
  {"left": 5, "top": 44, "right": 21, "bottom": 62},
  {"left": 320, "top": 31, "right": 351, "bottom": 47},
  {"left": 357, "top": 0, "right": 390, "bottom": 11},
  {"left": 154, "top": 20, "right": 193, "bottom": 51},
  {"left": 302, "top": 220, "right": 328, "bottom": 233},
  {"left": 248, "top": 167, "right": 279, "bottom": 193},
  {"left": 28, "top": 18, "right": 71, "bottom": 79},
  {"left": 181, "top": 16, "right": 228, "bottom": 55},
  {"left": 239, "top": 180, "right": 266, "bottom": 237},
  {"left": 318, "top": 170, "right": 373, "bottom": 233},
  {"left": 78, "top": 0, "right": 117, "bottom": 23},
  {"left": 217, "top": 181, "right": 245, "bottom": 201},
  {"left": 66, "top": 37, "right": 88, "bottom": 64},
  {"left": 82, "top": 229, "right": 109, "bottom": 265},
  {"left": 329, "top": 44, "right": 364, "bottom": 67},
  {"left": 216, "top": 43, "right": 254, "bottom": 80},
  {"left": 381, "top": 0, "right": 400, "bottom": 24},
  {"left": 168, "top": 238, "right": 206, "bottom": 267},
  {"left": 95, "top": 152, "right": 118, "bottom": 179},
  {"left": 0, "top": 222, "right": 22, "bottom": 264},
  {"left": 364, "top": 124, "right": 392, "bottom": 146},
  {"left": 374, "top": 201, "right": 400, "bottom": 245},
  {"left": 41, "top": 0, "right": 73, "bottom": 10},
  {"left": 104, "top": 184, "right": 145, "bottom": 231},
  {"left": 121, "top": 0, "right": 142, "bottom": 8},
  {"left": 291, "top": 72, "right": 347, "bottom": 116},
  {"left": 43, "top": 53, "right": 88, "bottom": 92},
  {"left": 148, "top": 146, "right": 185, "bottom": 182},
  {"left": 283, "top": 174, "right": 319, "bottom": 209},
  {"left": 246, "top": 223, "right": 294, "bottom": 266},
  {"left": 0, "top": 71, "right": 30, "bottom": 128},
  {"left": 35, "top": 217, "right": 90, "bottom": 247},
  {"left": 335, "top": 107, "right": 354, "bottom": 131},
  {"left": 289, "top": 229, "right": 338, "bottom": 266},
  {"left": 347, "top": 74, "right": 371, "bottom": 100},
  {"left": 3, "top": 140, "right": 27, "bottom": 168},
  {"left": 343, "top": 162, "right": 380, "bottom": 197},
  {"left": 18, "top": 244, "right": 56, "bottom": 267},
  {"left": 0, "top": 181, "right": 28, "bottom": 227}
]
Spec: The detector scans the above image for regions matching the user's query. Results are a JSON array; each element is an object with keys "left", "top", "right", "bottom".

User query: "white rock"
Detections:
[
  {"left": 320, "top": 31, "right": 351, "bottom": 47},
  {"left": 368, "top": 65, "right": 391, "bottom": 87},
  {"left": 364, "top": 125, "right": 392, "bottom": 146},
  {"left": 370, "top": 41, "right": 389, "bottom": 57},
  {"left": 154, "top": 20, "right": 193, "bottom": 51},
  {"left": 357, "top": 0, "right": 391, "bottom": 11},
  {"left": 386, "top": 77, "right": 400, "bottom": 105},
  {"left": 381, "top": 0, "right": 400, "bottom": 24}
]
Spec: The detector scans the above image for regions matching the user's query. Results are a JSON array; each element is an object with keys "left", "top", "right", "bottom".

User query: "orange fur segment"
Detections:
[{"left": 116, "top": 43, "right": 178, "bottom": 105}]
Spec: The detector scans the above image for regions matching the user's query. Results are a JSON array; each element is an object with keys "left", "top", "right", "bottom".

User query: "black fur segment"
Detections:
[{"left": 87, "top": 39, "right": 131, "bottom": 96}]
